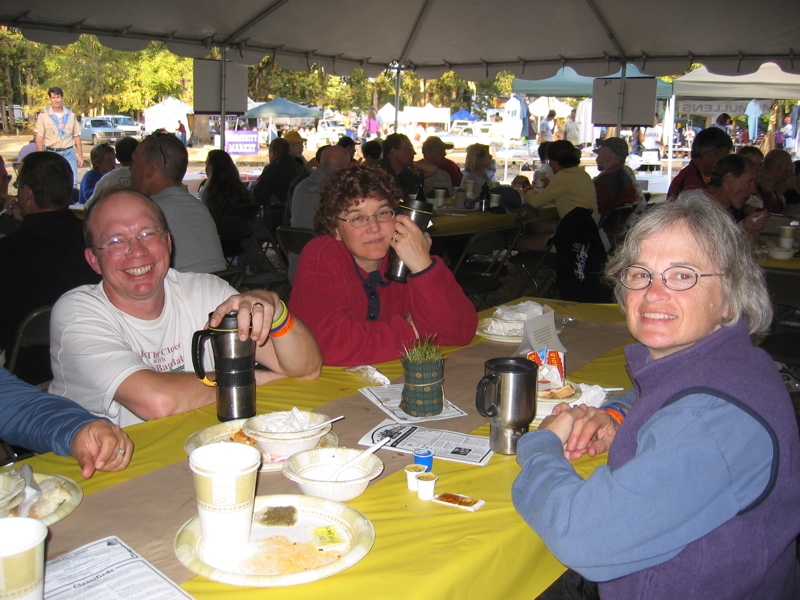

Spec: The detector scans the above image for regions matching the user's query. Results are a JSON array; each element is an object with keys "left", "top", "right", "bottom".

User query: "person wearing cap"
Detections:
[
  {"left": 421, "top": 136, "right": 463, "bottom": 189},
  {"left": 283, "top": 130, "right": 308, "bottom": 167},
  {"left": 593, "top": 137, "right": 644, "bottom": 218}
]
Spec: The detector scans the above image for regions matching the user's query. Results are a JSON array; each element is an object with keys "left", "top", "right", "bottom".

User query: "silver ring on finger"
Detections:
[{"left": 118, "top": 448, "right": 126, "bottom": 456}]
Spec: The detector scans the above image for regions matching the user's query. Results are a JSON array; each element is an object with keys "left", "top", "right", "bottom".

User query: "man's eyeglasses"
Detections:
[
  {"left": 619, "top": 266, "right": 724, "bottom": 291},
  {"left": 149, "top": 133, "right": 168, "bottom": 165},
  {"left": 95, "top": 228, "right": 167, "bottom": 255},
  {"left": 337, "top": 209, "right": 395, "bottom": 228}
]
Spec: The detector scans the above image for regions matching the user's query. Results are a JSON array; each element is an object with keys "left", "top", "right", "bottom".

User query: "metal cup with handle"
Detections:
[
  {"left": 475, "top": 357, "right": 538, "bottom": 454},
  {"left": 192, "top": 311, "right": 256, "bottom": 422}
]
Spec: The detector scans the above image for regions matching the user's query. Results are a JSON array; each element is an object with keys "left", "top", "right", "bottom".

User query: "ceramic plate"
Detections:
[
  {"left": 184, "top": 420, "right": 339, "bottom": 472},
  {"left": 20, "top": 473, "right": 83, "bottom": 526},
  {"left": 535, "top": 381, "right": 584, "bottom": 423},
  {"left": 475, "top": 318, "right": 523, "bottom": 343},
  {"left": 174, "top": 494, "right": 375, "bottom": 587}
]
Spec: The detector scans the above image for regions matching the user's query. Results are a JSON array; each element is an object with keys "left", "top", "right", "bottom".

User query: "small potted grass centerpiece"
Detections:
[{"left": 399, "top": 337, "right": 445, "bottom": 417}]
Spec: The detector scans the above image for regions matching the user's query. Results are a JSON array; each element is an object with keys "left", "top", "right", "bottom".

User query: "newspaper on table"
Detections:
[
  {"left": 358, "top": 419, "right": 493, "bottom": 466},
  {"left": 359, "top": 384, "right": 467, "bottom": 423},
  {"left": 45, "top": 536, "right": 192, "bottom": 600}
]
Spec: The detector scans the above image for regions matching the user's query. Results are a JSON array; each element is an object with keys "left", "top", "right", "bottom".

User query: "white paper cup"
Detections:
[
  {"left": 778, "top": 226, "right": 796, "bottom": 248},
  {"left": 404, "top": 464, "right": 427, "bottom": 491},
  {"left": 464, "top": 180, "right": 475, "bottom": 196},
  {"left": 454, "top": 189, "right": 467, "bottom": 208},
  {"left": 0, "top": 517, "right": 48, "bottom": 600},
  {"left": 189, "top": 442, "right": 261, "bottom": 568},
  {"left": 416, "top": 472, "right": 438, "bottom": 501},
  {"left": 490, "top": 193, "right": 501, "bottom": 208},
  {"left": 434, "top": 189, "right": 447, "bottom": 201}
]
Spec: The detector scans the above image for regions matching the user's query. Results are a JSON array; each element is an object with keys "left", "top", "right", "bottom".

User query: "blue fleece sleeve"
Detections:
[
  {"left": 511, "top": 392, "right": 773, "bottom": 582},
  {"left": 0, "top": 367, "right": 99, "bottom": 456}
]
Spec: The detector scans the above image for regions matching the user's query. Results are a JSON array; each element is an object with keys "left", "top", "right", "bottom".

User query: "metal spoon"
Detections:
[{"left": 331, "top": 437, "right": 391, "bottom": 481}]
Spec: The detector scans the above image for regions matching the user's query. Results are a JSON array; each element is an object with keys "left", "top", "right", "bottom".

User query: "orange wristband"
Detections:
[{"left": 270, "top": 312, "right": 294, "bottom": 337}]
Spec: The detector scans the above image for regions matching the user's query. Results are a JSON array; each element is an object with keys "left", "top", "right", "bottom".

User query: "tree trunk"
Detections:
[
  {"left": 193, "top": 115, "right": 212, "bottom": 146},
  {"left": 761, "top": 102, "right": 779, "bottom": 154}
]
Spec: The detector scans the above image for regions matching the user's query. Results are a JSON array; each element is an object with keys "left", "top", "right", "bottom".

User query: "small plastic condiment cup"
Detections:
[
  {"left": 404, "top": 464, "right": 427, "bottom": 491},
  {"left": 416, "top": 472, "right": 438, "bottom": 501},
  {"left": 413, "top": 448, "right": 434, "bottom": 472}
]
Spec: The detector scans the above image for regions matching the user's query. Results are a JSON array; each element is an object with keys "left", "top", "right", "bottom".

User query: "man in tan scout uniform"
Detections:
[{"left": 34, "top": 86, "right": 83, "bottom": 185}]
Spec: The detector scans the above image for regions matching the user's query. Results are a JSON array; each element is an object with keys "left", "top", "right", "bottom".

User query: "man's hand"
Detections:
[
  {"left": 541, "top": 403, "right": 620, "bottom": 460},
  {"left": 209, "top": 291, "right": 282, "bottom": 346},
  {"left": 71, "top": 420, "right": 133, "bottom": 479},
  {"left": 1, "top": 195, "right": 21, "bottom": 222}
]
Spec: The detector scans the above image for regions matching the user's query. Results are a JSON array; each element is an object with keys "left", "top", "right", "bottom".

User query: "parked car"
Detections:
[
  {"left": 101, "top": 114, "right": 145, "bottom": 139},
  {"left": 79, "top": 118, "right": 126, "bottom": 145},
  {"left": 316, "top": 119, "right": 347, "bottom": 145},
  {"left": 438, "top": 122, "right": 494, "bottom": 149}
]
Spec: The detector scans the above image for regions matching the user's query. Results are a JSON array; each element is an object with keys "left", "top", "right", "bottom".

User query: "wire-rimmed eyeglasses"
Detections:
[
  {"left": 336, "top": 209, "right": 395, "bottom": 228},
  {"left": 95, "top": 228, "right": 167, "bottom": 254},
  {"left": 619, "top": 266, "right": 724, "bottom": 291}
]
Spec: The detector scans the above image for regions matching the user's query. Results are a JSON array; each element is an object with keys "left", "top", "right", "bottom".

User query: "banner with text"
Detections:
[{"left": 225, "top": 130, "right": 259, "bottom": 155}]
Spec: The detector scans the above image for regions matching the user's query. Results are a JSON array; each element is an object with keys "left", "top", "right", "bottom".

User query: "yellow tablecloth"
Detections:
[{"left": 15, "top": 299, "right": 631, "bottom": 599}]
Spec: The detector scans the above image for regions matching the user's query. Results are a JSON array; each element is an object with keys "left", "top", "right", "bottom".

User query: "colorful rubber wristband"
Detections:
[
  {"left": 270, "top": 312, "right": 294, "bottom": 337},
  {"left": 270, "top": 301, "right": 287, "bottom": 328},
  {"left": 604, "top": 403, "right": 628, "bottom": 418},
  {"left": 603, "top": 407, "right": 625, "bottom": 425}
]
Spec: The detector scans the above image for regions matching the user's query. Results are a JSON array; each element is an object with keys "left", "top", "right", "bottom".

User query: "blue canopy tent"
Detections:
[
  {"left": 243, "top": 97, "right": 321, "bottom": 119},
  {"left": 512, "top": 66, "right": 673, "bottom": 99},
  {"left": 450, "top": 108, "right": 479, "bottom": 121}
]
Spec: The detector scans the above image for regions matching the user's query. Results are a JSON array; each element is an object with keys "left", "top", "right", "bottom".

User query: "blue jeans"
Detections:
[{"left": 47, "top": 145, "right": 78, "bottom": 186}]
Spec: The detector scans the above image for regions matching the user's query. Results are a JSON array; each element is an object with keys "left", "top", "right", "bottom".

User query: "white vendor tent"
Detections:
[
  {"left": 673, "top": 63, "right": 800, "bottom": 99},
  {"left": 400, "top": 103, "right": 450, "bottom": 124},
  {"left": 142, "top": 97, "right": 194, "bottom": 134}
]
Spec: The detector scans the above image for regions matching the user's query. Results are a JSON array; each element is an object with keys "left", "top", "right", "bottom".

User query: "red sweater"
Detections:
[
  {"left": 290, "top": 235, "right": 477, "bottom": 366},
  {"left": 667, "top": 161, "right": 706, "bottom": 200}
]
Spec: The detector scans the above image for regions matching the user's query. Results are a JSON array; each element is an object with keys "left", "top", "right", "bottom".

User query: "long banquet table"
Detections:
[
  {"left": 430, "top": 205, "right": 558, "bottom": 238},
  {"left": 13, "top": 299, "right": 634, "bottom": 599}
]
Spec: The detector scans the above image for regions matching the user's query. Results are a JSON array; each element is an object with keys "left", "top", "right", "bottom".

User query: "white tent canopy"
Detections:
[
  {"left": 142, "top": 96, "right": 193, "bottom": 134},
  {"left": 673, "top": 63, "right": 800, "bottom": 99},
  {"left": 528, "top": 97, "right": 574, "bottom": 118},
  {"left": 3, "top": 1, "right": 799, "bottom": 80},
  {"left": 400, "top": 103, "right": 450, "bottom": 124}
]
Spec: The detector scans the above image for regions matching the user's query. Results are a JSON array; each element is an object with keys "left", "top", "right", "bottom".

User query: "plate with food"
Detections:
[
  {"left": 10, "top": 473, "right": 83, "bottom": 526},
  {"left": 535, "top": 381, "right": 583, "bottom": 423},
  {"left": 184, "top": 420, "right": 339, "bottom": 472},
  {"left": 475, "top": 318, "right": 523, "bottom": 343},
  {"left": 174, "top": 494, "right": 375, "bottom": 587}
]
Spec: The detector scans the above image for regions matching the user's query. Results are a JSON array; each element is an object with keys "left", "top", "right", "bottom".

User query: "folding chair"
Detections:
[
  {"left": 451, "top": 225, "right": 522, "bottom": 310},
  {"left": 216, "top": 203, "right": 278, "bottom": 272},
  {"left": 759, "top": 269, "right": 800, "bottom": 368},
  {"left": 212, "top": 268, "right": 245, "bottom": 290},
  {"left": 276, "top": 226, "right": 314, "bottom": 257},
  {"left": 7, "top": 305, "right": 52, "bottom": 378},
  {"left": 508, "top": 241, "right": 557, "bottom": 299},
  {"left": 597, "top": 203, "right": 638, "bottom": 251}
]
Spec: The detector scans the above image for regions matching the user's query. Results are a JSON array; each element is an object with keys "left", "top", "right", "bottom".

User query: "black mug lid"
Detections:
[{"left": 207, "top": 311, "right": 239, "bottom": 331}]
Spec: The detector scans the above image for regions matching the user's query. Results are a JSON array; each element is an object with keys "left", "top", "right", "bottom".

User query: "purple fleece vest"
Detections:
[{"left": 600, "top": 321, "right": 800, "bottom": 599}]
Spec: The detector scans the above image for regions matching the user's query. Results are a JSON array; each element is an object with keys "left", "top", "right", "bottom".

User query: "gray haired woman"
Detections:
[{"left": 512, "top": 197, "right": 800, "bottom": 598}]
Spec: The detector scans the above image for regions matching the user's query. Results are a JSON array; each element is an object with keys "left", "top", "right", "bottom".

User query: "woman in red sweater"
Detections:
[{"left": 290, "top": 165, "right": 477, "bottom": 366}]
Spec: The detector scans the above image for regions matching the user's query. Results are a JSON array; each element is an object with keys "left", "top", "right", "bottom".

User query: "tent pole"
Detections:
[
  {"left": 667, "top": 94, "right": 676, "bottom": 184},
  {"left": 616, "top": 62, "right": 627, "bottom": 131},
  {"left": 220, "top": 47, "right": 228, "bottom": 150},
  {"left": 394, "top": 63, "right": 401, "bottom": 133}
]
